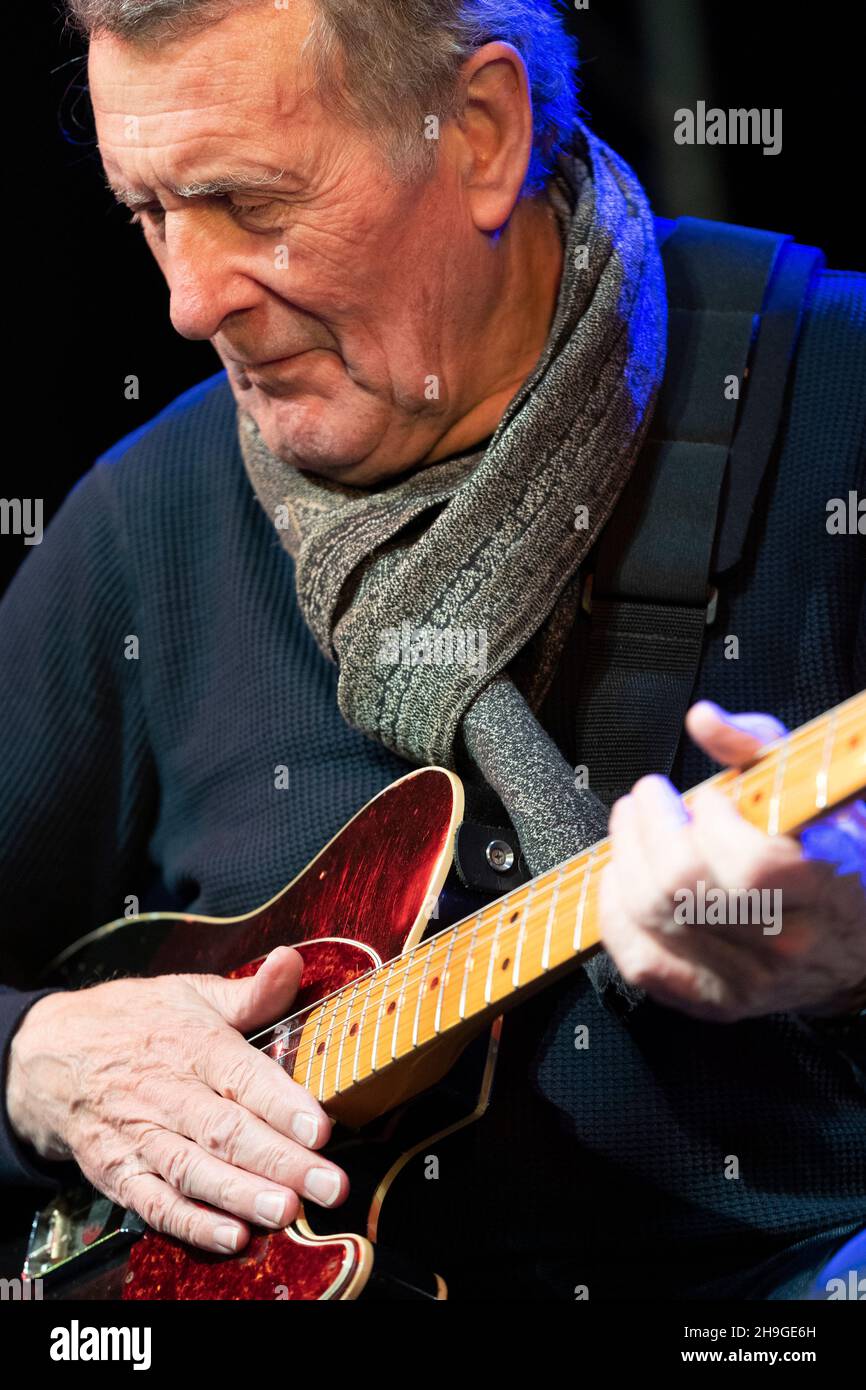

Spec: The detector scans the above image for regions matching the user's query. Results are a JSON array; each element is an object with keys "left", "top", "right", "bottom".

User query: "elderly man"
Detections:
[{"left": 1, "top": 0, "right": 864, "bottom": 1301}]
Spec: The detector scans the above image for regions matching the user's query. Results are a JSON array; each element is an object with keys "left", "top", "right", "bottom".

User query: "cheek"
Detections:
[{"left": 282, "top": 212, "right": 396, "bottom": 312}]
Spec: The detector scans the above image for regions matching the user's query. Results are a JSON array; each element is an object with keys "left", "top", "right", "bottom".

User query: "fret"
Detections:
[
  {"left": 483, "top": 900, "right": 508, "bottom": 1005},
  {"left": 486, "top": 889, "right": 532, "bottom": 1005},
  {"left": 389, "top": 953, "right": 413, "bottom": 1061},
  {"left": 432, "top": 929, "right": 457, "bottom": 1036},
  {"left": 351, "top": 963, "right": 376, "bottom": 1084},
  {"left": 332, "top": 978, "right": 362, "bottom": 1095},
  {"left": 314, "top": 1000, "right": 339, "bottom": 1101},
  {"left": 539, "top": 869, "right": 562, "bottom": 973},
  {"left": 369, "top": 959, "right": 397, "bottom": 1074},
  {"left": 457, "top": 910, "right": 484, "bottom": 1021},
  {"left": 411, "top": 936, "right": 436, "bottom": 1047},
  {"left": 766, "top": 734, "right": 789, "bottom": 837},
  {"left": 573, "top": 846, "right": 598, "bottom": 951},
  {"left": 301, "top": 999, "right": 328, "bottom": 1092},
  {"left": 815, "top": 710, "right": 836, "bottom": 812},
  {"left": 512, "top": 878, "right": 541, "bottom": 986}
]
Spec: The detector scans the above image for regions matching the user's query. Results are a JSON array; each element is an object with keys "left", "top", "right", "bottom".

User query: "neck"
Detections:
[{"left": 423, "top": 193, "right": 566, "bottom": 464}]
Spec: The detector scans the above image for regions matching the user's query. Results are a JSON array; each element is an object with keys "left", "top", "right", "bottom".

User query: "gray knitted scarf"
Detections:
[{"left": 239, "top": 121, "right": 667, "bottom": 1006}]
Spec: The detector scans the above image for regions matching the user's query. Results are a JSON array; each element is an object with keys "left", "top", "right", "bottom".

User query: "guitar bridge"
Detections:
[{"left": 22, "top": 1185, "right": 144, "bottom": 1283}]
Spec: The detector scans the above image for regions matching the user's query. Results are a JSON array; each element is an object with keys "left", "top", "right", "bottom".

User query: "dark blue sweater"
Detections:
[{"left": 0, "top": 266, "right": 864, "bottom": 1299}]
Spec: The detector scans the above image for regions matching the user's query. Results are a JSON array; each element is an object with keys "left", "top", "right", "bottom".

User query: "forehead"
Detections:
[{"left": 89, "top": 3, "right": 324, "bottom": 180}]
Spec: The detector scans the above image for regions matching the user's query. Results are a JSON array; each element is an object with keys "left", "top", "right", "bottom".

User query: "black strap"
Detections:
[
  {"left": 715, "top": 238, "right": 825, "bottom": 570},
  {"left": 570, "top": 217, "right": 823, "bottom": 806}
]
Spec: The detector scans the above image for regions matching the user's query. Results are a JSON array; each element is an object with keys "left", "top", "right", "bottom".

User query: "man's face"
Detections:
[{"left": 90, "top": 4, "right": 479, "bottom": 485}]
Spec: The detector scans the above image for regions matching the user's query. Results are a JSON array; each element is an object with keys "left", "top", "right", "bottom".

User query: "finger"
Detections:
[
  {"left": 141, "top": 1129, "right": 305, "bottom": 1228},
  {"left": 192, "top": 1026, "right": 333, "bottom": 1150},
  {"left": 685, "top": 701, "right": 788, "bottom": 768},
  {"left": 689, "top": 787, "right": 815, "bottom": 947},
  {"left": 599, "top": 901, "right": 739, "bottom": 1018},
  {"left": 188, "top": 945, "right": 304, "bottom": 1033},
  {"left": 141, "top": 1078, "right": 346, "bottom": 1209},
  {"left": 606, "top": 794, "right": 661, "bottom": 925},
  {"left": 119, "top": 1171, "right": 251, "bottom": 1255},
  {"left": 626, "top": 776, "right": 709, "bottom": 934}
]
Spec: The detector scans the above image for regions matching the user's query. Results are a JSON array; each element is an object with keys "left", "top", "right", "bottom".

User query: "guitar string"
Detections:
[
  {"left": 249, "top": 698, "right": 863, "bottom": 1057},
  {"left": 249, "top": 703, "right": 864, "bottom": 1067},
  {"left": 247, "top": 702, "right": 864, "bottom": 1074}
]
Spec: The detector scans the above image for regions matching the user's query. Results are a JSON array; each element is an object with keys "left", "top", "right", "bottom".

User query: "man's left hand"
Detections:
[{"left": 599, "top": 701, "right": 866, "bottom": 1022}]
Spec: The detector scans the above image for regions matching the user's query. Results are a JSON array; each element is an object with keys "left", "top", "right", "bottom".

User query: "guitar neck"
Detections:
[{"left": 281, "top": 692, "right": 865, "bottom": 1107}]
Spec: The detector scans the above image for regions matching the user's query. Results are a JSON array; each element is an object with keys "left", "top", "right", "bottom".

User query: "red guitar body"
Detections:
[{"left": 14, "top": 767, "right": 497, "bottom": 1301}]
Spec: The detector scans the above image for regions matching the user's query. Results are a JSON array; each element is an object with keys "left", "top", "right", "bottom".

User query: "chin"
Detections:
[{"left": 250, "top": 398, "right": 394, "bottom": 486}]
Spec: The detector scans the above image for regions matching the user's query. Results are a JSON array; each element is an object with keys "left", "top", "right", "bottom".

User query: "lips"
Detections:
[{"left": 236, "top": 352, "right": 304, "bottom": 369}]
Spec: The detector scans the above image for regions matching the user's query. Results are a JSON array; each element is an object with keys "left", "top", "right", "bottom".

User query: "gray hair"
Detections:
[{"left": 64, "top": 0, "right": 581, "bottom": 196}]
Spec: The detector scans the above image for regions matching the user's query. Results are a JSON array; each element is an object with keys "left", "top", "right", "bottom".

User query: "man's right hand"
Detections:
[{"left": 5, "top": 946, "right": 348, "bottom": 1253}]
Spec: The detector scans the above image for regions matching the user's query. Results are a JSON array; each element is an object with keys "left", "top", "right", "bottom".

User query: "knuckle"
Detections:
[
  {"left": 659, "top": 852, "right": 701, "bottom": 906},
  {"left": 162, "top": 1143, "right": 197, "bottom": 1195},
  {"left": 202, "top": 1105, "right": 247, "bottom": 1161},
  {"left": 218, "top": 1053, "right": 254, "bottom": 1102},
  {"left": 138, "top": 1186, "right": 173, "bottom": 1232},
  {"left": 259, "top": 1141, "right": 295, "bottom": 1182},
  {"left": 212, "top": 1174, "right": 246, "bottom": 1215},
  {"left": 620, "top": 946, "right": 657, "bottom": 989},
  {"left": 168, "top": 1203, "right": 202, "bottom": 1247}
]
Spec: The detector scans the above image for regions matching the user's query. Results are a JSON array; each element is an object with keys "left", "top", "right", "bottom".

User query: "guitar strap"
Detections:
[
  {"left": 454, "top": 216, "right": 825, "bottom": 893},
  {"left": 568, "top": 215, "right": 826, "bottom": 807}
]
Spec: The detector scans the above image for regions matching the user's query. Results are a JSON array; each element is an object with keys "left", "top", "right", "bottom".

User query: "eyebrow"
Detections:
[{"left": 106, "top": 167, "right": 290, "bottom": 208}]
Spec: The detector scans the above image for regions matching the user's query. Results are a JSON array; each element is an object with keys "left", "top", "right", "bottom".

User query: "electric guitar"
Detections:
[{"left": 11, "top": 691, "right": 866, "bottom": 1299}]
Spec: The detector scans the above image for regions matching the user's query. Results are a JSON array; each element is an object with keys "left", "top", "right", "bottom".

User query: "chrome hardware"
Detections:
[
  {"left": 485, "top": 839, "right": 515, "bottom": 873},
  {"left": 23, "top": 1185, "right": 144, "bottom": 1281}
]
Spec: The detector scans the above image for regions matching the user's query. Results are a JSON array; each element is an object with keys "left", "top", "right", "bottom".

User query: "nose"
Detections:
[{"left": 164, "top": 210, "right": 259, "bottom": 341}]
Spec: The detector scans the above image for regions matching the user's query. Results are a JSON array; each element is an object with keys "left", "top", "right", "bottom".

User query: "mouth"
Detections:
[
  {"left": 231, "top": 349, "right": 331, "bottom": 398},
  {"left": 230, "top": 350, "right": 313, "bottom": 390},
  {"left": 235, "top": 350, "right": 307, "bottom": 370}
]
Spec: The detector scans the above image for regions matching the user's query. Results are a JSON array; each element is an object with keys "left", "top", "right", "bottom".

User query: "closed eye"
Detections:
[{"left": 126, "top": 196, "right": 279, "bottom": 229}]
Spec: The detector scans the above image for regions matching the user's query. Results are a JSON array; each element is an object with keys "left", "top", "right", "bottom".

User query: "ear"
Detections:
[{"left": 451, "top": 41, "right": 535, "bottom": 232}]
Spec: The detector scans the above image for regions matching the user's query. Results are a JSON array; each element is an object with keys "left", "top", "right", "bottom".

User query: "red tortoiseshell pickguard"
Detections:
[{"left": 124, "top": 1226, "right": 361, "bottom": 1302}]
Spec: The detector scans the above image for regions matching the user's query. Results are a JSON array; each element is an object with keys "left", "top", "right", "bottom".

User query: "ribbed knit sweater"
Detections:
[{"left": 0, "top": 265, "right": 863, "bottom": 1299}]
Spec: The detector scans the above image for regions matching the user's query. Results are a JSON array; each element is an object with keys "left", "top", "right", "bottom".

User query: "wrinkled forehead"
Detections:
[{"left": 88, "top": 3, "right": 322, "bottom": 162}]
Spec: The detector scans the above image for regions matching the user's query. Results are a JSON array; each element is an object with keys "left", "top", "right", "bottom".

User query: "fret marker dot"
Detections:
[
  {"left": 501, "top": 957, "right": 511, "bottom": 971},
  {"left": 316, "top": 1042, "right": 325, "bottom": 1055},
  {"left": 430, "top": 976, "right": 439, "bottom": 989}
]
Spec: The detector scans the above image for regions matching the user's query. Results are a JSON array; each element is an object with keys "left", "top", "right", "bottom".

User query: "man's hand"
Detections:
[
  {"left": 599, "top": 701, "right": 866, "bottom": 1022},
  {"left": 6, "top": 947, "right": 348, "bottom": 1253}
]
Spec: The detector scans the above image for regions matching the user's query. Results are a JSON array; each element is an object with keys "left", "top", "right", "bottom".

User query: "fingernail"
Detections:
[
  {"left": 255, "top": 1191, "right": 289, "bottom": 1227},
  {"left": 214, "top": 1224, "right": 242, "bottom": 1253},
  {"left": 304, "top": 1167, "right": 341, "bottom": 1207},
  {"left": 643, "top": 775, "right": 688, "bottom": 824},
  {"left": 291, "top": 1111, "right": 319, "bottom": 1147}
]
